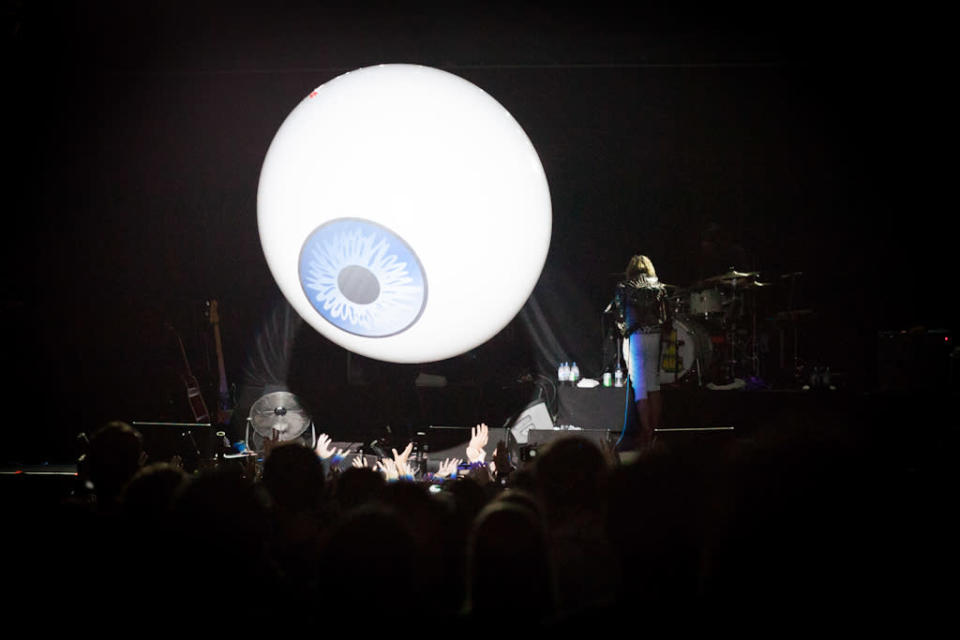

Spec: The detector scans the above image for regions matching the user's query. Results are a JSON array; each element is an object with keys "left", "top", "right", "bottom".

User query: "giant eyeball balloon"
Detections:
[{"left": 258, "top": 64, "right": 551, "bottom": 363}]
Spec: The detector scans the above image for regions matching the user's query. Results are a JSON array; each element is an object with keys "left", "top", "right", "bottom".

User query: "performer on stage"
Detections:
[{"left": 615, "top": 255, "right": 667, "bottom": 447}]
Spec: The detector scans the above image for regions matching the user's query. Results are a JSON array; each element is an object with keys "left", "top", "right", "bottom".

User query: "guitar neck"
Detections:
[
  {"left": 209, "top": 300, "right": 233, "bottom": 420},
  {"left": 213, "top": 324, "right": 228, "bottom": 396}
]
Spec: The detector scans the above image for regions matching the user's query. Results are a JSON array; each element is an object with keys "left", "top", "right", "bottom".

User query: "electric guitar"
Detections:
[{"left": 171, "top": 325, "right": 210, "bottom": 423}]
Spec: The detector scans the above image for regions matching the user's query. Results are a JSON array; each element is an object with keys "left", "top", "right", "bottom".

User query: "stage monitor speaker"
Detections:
[{"left": 507, "top": 399, "right": 554, "bottom": 444}]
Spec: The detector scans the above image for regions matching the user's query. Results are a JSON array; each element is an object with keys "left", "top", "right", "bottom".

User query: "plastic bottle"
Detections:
[
  {"left": 614, "top": 363, "right": 624, "bottom": 387},
  {"left": 570, "top": 362, "right": 580, "bottom": 385}
]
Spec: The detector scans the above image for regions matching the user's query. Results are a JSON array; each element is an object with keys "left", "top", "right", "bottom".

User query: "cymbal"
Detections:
[
  {"left": 702, "top": 269, "right": 760, "bottom": 283},
  {"left": 248, "top": 391, "right": 311, "bottom": 441},
  {"left": 740, "top": 280, "right": 773, "bottom": 289}
]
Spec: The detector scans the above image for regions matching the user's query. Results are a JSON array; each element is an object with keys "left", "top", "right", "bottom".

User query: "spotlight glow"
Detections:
[{"left": 258, "top": 64, "right": 552, "bottom": 363}]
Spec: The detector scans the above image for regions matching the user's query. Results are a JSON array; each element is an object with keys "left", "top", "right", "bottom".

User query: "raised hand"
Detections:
[
  {"left": 315, "top": 433, "right": 334, "bottom": 458},
  {"left": 377, "top": 458, "right": 399, "bottom": 481},
  {"left": 466, "top": 423, "right": 489, "bottom": 463},
  {"left": 392, "top": 442, "right": 414, "bottom": 467},
  {"left": 351, "top": 455, "right": 368, "bottom": 469},
  {"left": 476, "top": 423, "right": 489, "bottom": 449},
  {"left": 395, "top": 456, "right": 414, "bottom": 480},
  {"left": 436, "top": 457, "right": 462, "bottom": 478},
  {"left": 315, "top": 433, "right": 348, "bottom": 461}
]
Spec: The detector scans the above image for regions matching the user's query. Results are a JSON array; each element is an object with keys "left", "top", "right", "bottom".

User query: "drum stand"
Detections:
[
  {"left": 689, "top": 326, "right": 704, "bottom": 387},
  {"left": 749, "top": 293, "right": 761, "bottom": 379},
  {"left": 777, "top": 272, "right": 807, "bottom": 387},
  {"left": 777, "top": 318, "right": 803, "bottom": 385},
  {"left": 737, "top": 281, "right": 762, "bottom": 381},
  {"left": 246, "top": 418, "right": 317, "bottom": 454},
  {"left": 663, "top": 295, "right": 683, "bottom": 386},
  {"left": 720, "top": 275, "right": 765, "bottom": 383},
  {"left": 723, "top": 281, "right": 741, "bottom": 383}
]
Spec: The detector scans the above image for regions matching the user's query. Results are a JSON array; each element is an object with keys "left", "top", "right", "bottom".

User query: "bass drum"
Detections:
[
  {"left": 620, "top": 318, "right": 713, "bottom": 386},
  {"left": 657, "top": 318, "right": 713, "bottom": 384}
]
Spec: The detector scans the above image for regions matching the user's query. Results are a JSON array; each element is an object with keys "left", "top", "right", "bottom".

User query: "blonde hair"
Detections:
[{"left": 625, "top": 254, "right": 656, "bottom": 281}]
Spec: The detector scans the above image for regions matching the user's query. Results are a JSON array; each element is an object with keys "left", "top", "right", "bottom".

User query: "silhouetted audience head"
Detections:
[
  {"left": 262, "top": 442, "right": 325, "bottom": 512},
  {"left": 121, "top": 461, "right": 189, "bottom": 522},
  {"left": 86, "top": 421, "right": 144, "bottom": 508},
  {"left": 492, "top": 487, "right": 543, "bottom": 518},
  {"left": 334, "top": 466, "right": 386, "bottom": 513},
  {"left": 467, "top": 501, "right": 556, "bottom": 621},
  {"left": 533, "top": 436, "right": 608, "bottom": 521},
  {"left": 444, "top": 475, "right": 490, "bottom": 526},
  {"left": 170, "top": 466, "right": 275, "bottom": 606},
  {"left": 697, "top": 414, "right": 886, "bottom": 626},
  {"left": 606, "top": 445, "right": 712, "bottom": 611},
  {"left": 318, "top": 504, "right": 420, "bottom": 614}
]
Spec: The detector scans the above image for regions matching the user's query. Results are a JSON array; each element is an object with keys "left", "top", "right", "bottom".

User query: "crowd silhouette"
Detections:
[{"left": 7, "top": 412, "right": 935, "bottom": 633}]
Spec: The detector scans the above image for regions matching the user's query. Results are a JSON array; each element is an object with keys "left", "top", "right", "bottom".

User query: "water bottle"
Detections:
[
  {"left": 614, "top": 364, "right": 624, "bottom": 387},
  {"left": 557, "top": 361, "right": 565, "bottom": 383},
  {"left": 570, "top": 362, "right": 580, "bottom": 384}
]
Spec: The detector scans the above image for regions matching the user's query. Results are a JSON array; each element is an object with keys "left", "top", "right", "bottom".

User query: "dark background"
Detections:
[{"left": 5, "top": 1, "right": 954, "bottom": 463}]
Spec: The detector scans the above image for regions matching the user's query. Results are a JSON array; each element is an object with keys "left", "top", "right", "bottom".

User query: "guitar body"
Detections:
[{"left": 182, "top": 373, "right": 211, "bottom": 423}]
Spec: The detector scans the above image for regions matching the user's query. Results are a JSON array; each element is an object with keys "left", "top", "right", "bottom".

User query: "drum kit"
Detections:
[{"left": 617, "top": 268, "right": 782, "bottom": 388}]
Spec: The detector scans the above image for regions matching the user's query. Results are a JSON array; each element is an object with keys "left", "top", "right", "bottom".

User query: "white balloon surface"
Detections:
[{"left": 257, "top": 64, "right": 552, "bottom": 363}]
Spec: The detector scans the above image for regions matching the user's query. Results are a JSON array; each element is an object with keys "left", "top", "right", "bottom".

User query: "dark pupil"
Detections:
[{"left": 338, "top": 265, "right": 380, "bottom": 304}]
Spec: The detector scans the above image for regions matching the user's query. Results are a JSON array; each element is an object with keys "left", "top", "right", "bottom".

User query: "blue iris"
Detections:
[{"left": 298, "top": 218, "right": 427, "bottom": 337}]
